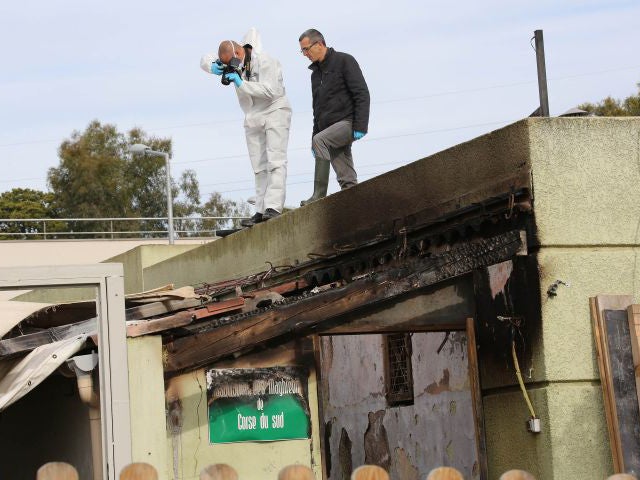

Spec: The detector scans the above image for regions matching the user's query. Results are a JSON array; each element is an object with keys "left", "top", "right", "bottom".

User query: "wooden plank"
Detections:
[
  {"left": 467, "top": 317, "right": 488, "bottom": 480},
  {"left": 127, "top": 311, "right": 195, "bottom": 338},
  {"left": 592, "top": 295, "right": 634, "bottom": 473},
  {"left": 165, "top": 231, "right": 522, "bottom": 374},
  {"left": 36, "top": 462, "right": 79, "bottom": 480},
  {"left": 591, "top": 297, "right": 621, "bottom": 472},
  {"left": 126, "top": 298, "right": 245, "bottom": 338},
  {"left": 627, "top": 305, "right": 640, "bottom": 410},
  {"left": 125, "top": 298, "right": 203, "bottom": 321},
  {"left": 312, "top": 334, "right": 328, "bottom": 480},
  {"left": 603, "top": 309, "right": 640, "bottom": 474},
  {"left": 200, "top": 297, "right": 244, "bottom": 316}
]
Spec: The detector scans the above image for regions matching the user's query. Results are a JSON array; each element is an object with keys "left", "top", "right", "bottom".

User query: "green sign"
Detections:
[{"left": 206, "top": 367, "right": 311, "bottom": 443}]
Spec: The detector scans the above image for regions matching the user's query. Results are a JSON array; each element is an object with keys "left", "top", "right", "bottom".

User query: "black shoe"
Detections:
[
  {"left": 262, "top": 208, "right": 281, "bottom": 221},
  {"left": 240, "top": 212, "right": 263, "bottom": 227}
]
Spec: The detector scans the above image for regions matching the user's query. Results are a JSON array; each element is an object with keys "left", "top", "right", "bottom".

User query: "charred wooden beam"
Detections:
[
  {"left": 191, "top": 186, "right": 530, "bottom": 300},
  {"left": 125, "top": 298, "right": 204, "bottom": 321},
  {"left": 164, "top": 230, "right": 523, "bottom": 375},
  {"left": 127, "top": 297, "right": 246, "bottom": 337},
  {"left": 127, "top": 311, "right": 195, "bottom": 338}
]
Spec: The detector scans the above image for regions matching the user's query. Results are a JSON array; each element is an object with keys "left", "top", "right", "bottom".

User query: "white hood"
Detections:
[{"left": 241, "top": 27, "right": 263, "bottom": 54}]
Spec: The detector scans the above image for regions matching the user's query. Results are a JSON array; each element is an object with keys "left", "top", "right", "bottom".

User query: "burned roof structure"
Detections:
[
  {"left": 3, "top": 117, "right": 640, "bottom": 479},
  {"left": 0, "top": 127, "right": 532, "bottom": 371}
]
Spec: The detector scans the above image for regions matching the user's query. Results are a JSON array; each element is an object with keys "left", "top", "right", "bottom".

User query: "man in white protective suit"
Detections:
[{"left": 200, "top": 28, "right": 291, "bottom": 227}]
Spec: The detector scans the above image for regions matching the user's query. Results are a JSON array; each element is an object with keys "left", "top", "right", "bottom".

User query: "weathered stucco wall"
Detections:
[
  {"left": 538, "top": 248, "right": 640, "bottom": 382},
  {"left": 161, "top": 341, "right": 323, "bottom": 480},
  {"left": 484, "top": 118, "right": 640, "bottom": 478},
  {"left": 320, "top": 332, "right": 477, "bottom": 479},
  {"left": 529, "top": 118, "right": 640, "bottom": 247},
  {"left": 484, "top": 382, "right": 612, "bottom": 480},
  {"left": 126, "top": 337, "right": 324, "bottom": 480}
]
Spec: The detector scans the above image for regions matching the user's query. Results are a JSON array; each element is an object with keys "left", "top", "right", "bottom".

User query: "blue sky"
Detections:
[{"left": 1, "top": 0, "right": 639, "bottom": 210}]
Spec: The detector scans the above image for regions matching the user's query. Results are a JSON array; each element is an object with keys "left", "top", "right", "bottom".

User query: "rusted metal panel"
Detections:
[{"left": 320, "top": 332, "right": 478, "bottom": 479}]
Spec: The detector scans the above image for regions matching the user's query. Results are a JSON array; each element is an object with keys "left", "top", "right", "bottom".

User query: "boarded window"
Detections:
[{"left": 385, "top": 333, "right": 414, "bottom": 406}]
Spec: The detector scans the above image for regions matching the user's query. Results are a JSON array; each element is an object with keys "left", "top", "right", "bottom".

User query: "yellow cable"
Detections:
[{"left": 512, "top": 341, "right": 537, "bottom": 418}]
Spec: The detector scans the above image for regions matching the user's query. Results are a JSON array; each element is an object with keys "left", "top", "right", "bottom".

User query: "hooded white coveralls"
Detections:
[{"left": 235, "top": 29, "right": 291, "bottom": 214}]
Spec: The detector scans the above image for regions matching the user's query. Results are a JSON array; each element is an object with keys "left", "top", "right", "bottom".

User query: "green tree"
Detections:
[
  {"left": 47, "top": 120, "right": 191, "bottom": 237},
  {"left": 201, "top": 192, "right": 251, "bottom": 231},
  {"left": 579, "top": 82, "right": 640, "bottom": 116},
  {"left": 174, "top": 169, "right": 202, "bottom": 236},
  {"left": 0, "top": 188, "right": 63, "bottom": 239},
  {"left": 42, "top": 119, "right": 251, "bottom": 239}
]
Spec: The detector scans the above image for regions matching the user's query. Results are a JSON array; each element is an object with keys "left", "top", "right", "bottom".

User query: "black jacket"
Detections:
[{"left": 309, "top": 48, "right": 370, "bottom": 136}]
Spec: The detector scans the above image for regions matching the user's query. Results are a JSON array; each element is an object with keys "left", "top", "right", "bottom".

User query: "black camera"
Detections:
[{"left": 220, "top": 57, "right": 242, "bottom": 86}]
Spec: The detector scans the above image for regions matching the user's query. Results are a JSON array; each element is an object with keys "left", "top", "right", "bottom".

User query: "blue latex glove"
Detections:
[
  {"left": 353, "top": 131, "right": 366, "bottom": 141},
  {"left": 311, "top": 148, "right": 316, "bottom": 157},
  {"left": 224, "top": 72, "right": 243, "bottom": 87},
  {"left": 211, "top": 61, "right": 224, "bottom": 76}
]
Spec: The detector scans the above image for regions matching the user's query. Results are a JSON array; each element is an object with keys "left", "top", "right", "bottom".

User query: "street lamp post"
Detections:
[{"left": 129, "top": 143, "right": 175, "bottom": 244}]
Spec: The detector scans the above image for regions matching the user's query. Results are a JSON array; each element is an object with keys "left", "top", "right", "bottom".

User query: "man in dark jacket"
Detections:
[{"left": 298, "top": 29, "right": 370, "bottom": 206}]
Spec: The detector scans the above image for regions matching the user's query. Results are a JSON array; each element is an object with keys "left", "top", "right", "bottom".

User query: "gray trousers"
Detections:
[{"left": 312, "top": 119, "right": 358, "bottom": 189}]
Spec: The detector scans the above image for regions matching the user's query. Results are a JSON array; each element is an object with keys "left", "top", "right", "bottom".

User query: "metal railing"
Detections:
[{"left": 0, "top": 216, "right": 249, "bottom": 240}]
